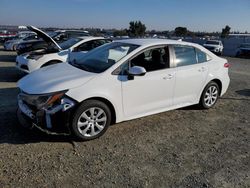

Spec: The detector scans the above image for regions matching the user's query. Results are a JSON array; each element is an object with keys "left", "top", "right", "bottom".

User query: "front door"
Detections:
[{"left": 121, "top": 46, "right": 176, "bottom": 119}]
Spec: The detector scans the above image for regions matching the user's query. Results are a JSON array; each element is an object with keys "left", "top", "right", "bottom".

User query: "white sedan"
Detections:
[
  {"left": 4, "top": 32, "right": 37, "bottom": 51},
  {"left": 16, "top": 26, "right": 111, "bottom": 73},
  {"left": 17, "top": 39, "right": 230, "bottom": 140}
]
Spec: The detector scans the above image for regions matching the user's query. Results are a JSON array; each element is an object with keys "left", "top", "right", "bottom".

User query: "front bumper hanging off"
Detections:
[{"left": 17, "top": 96, "right": 76, "bottom": 135}]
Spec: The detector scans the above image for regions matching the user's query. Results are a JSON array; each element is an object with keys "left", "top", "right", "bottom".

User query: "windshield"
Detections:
[
  {"left": 59, "top": 38, "right": 82, "bottom": 50},
  {"left": 70, "top": 42, "right": 139, "bottom": 73},
  {"left": 47, "top": 31, "right": 58, "bottom": 38},
  {"left": 206, "top": 41, "right": 220, "bottom": 45}
]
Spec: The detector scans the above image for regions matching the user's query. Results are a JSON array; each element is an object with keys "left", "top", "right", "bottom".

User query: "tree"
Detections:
[
  {"left": 174, "top": 27, "right": 188, "bottom": 37},
  {"left": 128, "top": 21, "right": 146, "bottom": 37},
  {"left": 221, "top": 25, "right": 231, "bottom": 38},
  {"left": 113, "top": 29, "right": 128, "bottom": 37}
]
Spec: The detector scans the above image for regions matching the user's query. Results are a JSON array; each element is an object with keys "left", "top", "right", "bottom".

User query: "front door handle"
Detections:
[{"left": 163, "top": 74, "right": 174, "bottom": 80}]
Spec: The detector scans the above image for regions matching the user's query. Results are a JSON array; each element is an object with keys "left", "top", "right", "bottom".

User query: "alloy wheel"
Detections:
[
  {"left": 204, "top": 86, "right": 218, "bottom": 107},
  {"left": 77, "top": 107, "right": 107, "bottom": 137}
]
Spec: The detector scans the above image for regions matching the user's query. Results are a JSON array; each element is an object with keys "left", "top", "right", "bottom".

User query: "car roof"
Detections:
[
  {"left": 77, "top": 36, "right": 106, "bottom": 40},
  {"left": 55, "top": 30, "right": 89, "bottom": 33},
  {"left": 115, "top": 38, "right": 219, "bottom": 59},
  {"left": 115, "top": 38, "right": 197, "bottom": 47},
  {"left": 207, "top": 40, "right": 221, "bottom": 42}
]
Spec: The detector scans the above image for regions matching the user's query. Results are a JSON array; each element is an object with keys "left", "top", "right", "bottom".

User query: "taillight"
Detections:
[{"left": 224, "top": 63, "right": 230, "bottom": 68}]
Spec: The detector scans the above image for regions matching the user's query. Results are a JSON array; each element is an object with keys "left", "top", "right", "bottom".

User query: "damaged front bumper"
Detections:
[{"left": 17, "top": 94, "right": 76, "bottom": 135}]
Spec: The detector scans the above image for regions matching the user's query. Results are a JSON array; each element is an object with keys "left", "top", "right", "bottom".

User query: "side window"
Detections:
[
  {"left": 97, "top": 39, "right": 111, "bottom": 45},
  {"left": 174, "top": 45, "right": 197, "bottom": 67},
  {"left": 130, "top": 46, "right": 170, "bottom": 72},
  {"left": 92, "top": 40, "right": 110, "bottom": 48},
  {"left": 77, "top": 40, "right": 110, "bottom": 52},
  {"left": 196, "top": 49, "right": 208, "bottom": 63},
  {"left": 78, "top": 41, "right": 96, "bottom": 51},
  {"left": 55, "top": 33, "right": 67, "bottom": 41}
]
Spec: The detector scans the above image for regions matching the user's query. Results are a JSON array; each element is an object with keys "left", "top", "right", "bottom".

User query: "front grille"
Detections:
[{"left": 20, "top": 65, "right": 29, "bottom": 70}]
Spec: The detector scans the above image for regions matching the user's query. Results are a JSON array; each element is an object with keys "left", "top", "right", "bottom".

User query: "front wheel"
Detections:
[
  {"left": 199, "top": 82, "right": 220, "bottom": 109},
  {"left": 71, "top": 100, "right": 111, "bottom": 141}
]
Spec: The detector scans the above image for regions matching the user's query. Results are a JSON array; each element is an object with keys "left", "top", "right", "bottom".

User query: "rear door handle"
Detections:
[{"left": 198, "top": 67, "right": 206, "bottom": 72}]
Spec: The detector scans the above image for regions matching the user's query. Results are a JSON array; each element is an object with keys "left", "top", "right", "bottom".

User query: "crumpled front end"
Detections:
[{"left": 17, "top": 90, "right": 77, "bottom": 135}]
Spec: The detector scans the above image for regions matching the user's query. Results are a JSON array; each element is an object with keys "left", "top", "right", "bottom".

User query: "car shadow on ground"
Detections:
[
  {"left": 235, "top": 89, "right": 250, "bottom": 97},
  {"left": 0, "top": 87, "right": 72, "bottom": 145},
  {"left": 0, "top": 66, "right": 25, "bottom": 82},
  {"left": 0, "top": 55, "right": 16, "bottom": 62}
]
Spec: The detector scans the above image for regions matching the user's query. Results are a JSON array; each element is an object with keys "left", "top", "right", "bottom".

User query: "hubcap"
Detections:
[
  {"left": 204, "top": 86, "right": 218, "bottom": 107},
  {"left": 77, "top": 107, "right": 107, "bottom": 137}
]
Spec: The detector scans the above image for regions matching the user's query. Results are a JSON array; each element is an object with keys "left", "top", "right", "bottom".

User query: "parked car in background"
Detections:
[
  {"left": 16, "top": 26, "right": 111, "bottom": 73},
  {"left": 235, "top": 43, "right": 250, "bottom": 58},
  {"left": 203, "top": 40, "right": 223, "bottom": 55},
  {"left": 16, "top": 28, "right": 90, "bottom": 55},
  {"left": 4, "top": 32, "right": 37, "bottom": 51},
  {"left": 0, "top": 30, "right": 17, "bottom": 43},
  {"left": 17, "top": 39, "right": 230, "bottom": 140}
]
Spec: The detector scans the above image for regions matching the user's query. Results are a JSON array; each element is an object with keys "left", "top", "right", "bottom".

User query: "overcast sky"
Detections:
[{"left": 0, "top": 0, "right": 249, "bottom": 32}]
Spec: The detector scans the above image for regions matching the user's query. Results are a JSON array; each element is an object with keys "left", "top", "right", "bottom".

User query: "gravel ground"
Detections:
[{"left": 0, "top": 47, "right": 249, "bottom": 188}]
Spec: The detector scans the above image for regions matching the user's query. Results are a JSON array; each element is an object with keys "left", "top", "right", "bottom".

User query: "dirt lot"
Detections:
[{"left": 0, "top": 47, "right": 249, "bottom": 188}]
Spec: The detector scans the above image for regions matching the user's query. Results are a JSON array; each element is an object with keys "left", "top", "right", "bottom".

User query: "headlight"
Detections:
[
  {"left": 20, "top": 90, "right": 67, "bottom": 109},
  {"left": 27, "top": 54, "right": 43, "bottom": 60}
]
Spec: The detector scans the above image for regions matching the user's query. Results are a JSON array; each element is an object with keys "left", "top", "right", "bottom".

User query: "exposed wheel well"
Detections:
[
  {"left": 209, "top": 79, "right": 222, "bottom": 95},
  {"left": 41, "top": 60, "right": 62, "bottom": 67},
  {"left": 81, "top": 97, "right": 116, "bottom": 125}
]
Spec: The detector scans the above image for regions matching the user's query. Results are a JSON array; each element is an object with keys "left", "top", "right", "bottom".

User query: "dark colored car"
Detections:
[
  {"left": 0, "top": 31, "right": 17, "bottom": 43},
  {"left": 16, "top": 29, "right": 90, "bottom": 55},
  {"left": 236, "top": 43, "right": 250, "bottom": 58}
]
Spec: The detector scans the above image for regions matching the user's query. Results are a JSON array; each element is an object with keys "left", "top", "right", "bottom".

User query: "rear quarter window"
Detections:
[
  {"left": 196, "top": 49, "right": 211, "bottom": 63},
  {"left": 196, "top": 49, "right": 207, "bottom": 63}
]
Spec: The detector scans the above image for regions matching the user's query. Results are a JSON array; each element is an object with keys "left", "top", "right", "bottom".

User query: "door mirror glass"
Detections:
[{"left": 128, "top": 66, "right": 146, "bottom": 76}]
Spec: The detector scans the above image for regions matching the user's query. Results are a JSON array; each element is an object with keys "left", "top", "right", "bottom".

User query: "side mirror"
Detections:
[
  {"left": 128, "top": 66, "right": 146, "bottom": 80},
  {"left": 72, "top": 47, "right": 78, "bottom": 52}
]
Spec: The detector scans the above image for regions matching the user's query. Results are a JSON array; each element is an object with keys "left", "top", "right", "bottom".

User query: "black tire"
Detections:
[
  {"left": 71, "top": 100, "right": 111, "bottom": 141},
  {"left": 12, "top": 44, "right": 17, "bottom": 51},
  {"left": 199, "top": 81, "right": 220, "bottom": 109},
  {"left": 16, "top": 108, "right": 34, "bottom": 129},
  {"left": 235, "top": 51, "right": 241, "bottom": 58}
]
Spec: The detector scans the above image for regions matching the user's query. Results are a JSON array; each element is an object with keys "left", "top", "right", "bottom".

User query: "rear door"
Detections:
[{"left": 172, "top": 45, "right": 209, "bottom": 105}]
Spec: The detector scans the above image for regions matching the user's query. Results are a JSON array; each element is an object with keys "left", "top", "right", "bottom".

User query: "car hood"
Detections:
[
  {"left": 27, "top": 26, "right": 62, "bottom": 51},
  {"left": 18, "top": 63, "right": 96, "bottom": 94}
]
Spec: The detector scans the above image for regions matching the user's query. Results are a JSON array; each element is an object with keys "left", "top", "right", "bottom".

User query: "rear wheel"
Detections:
[
  {"left": 199, "top": 81, "right": 220, "bottom": 109},
  {"left": 12, "top": 44, "right": 17, "bottom": 51},
  {"left": 71, "top": 100, "right": 111, "bottom": 141}
]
